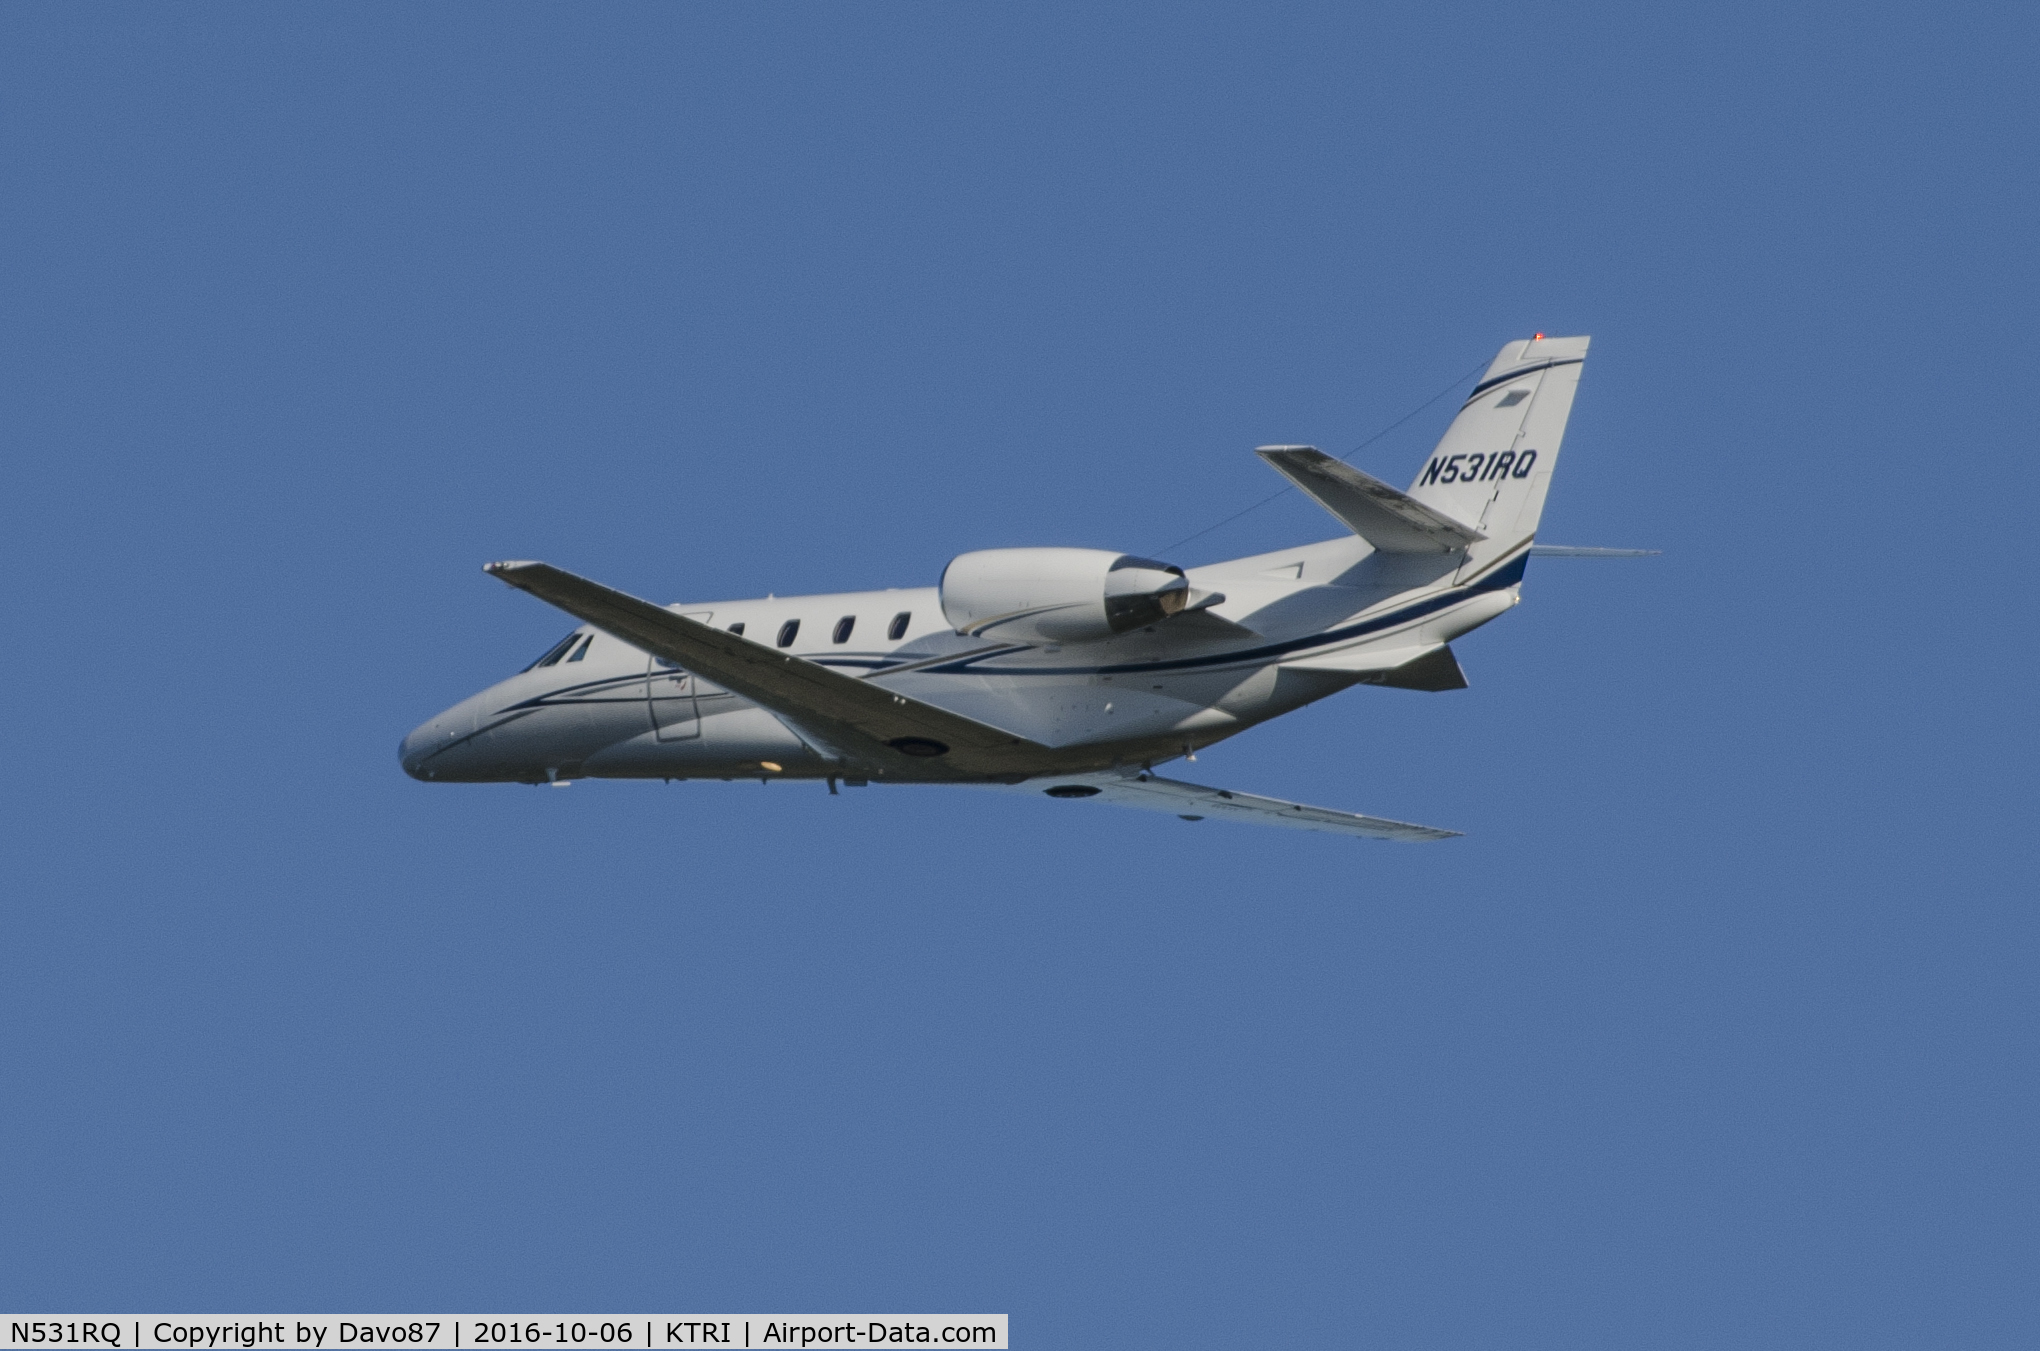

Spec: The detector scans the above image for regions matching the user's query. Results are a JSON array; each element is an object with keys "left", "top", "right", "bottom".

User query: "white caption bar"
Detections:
[{"left": 1, "top": 1321, "right": 1006, "bottom": 1351}]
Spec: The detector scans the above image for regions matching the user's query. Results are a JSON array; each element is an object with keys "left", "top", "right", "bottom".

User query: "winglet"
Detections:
[{"left": 1256, "top": 446, "right": 1485, "bottom": 554}]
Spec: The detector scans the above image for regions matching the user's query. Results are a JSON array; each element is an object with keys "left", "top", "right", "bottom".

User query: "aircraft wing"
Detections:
[
  {"left": 1016, "top": 769, "right": 1461, "bottom": 842},
  {"left": 484, "top": 560, "right": 1053, "bottom": 779}
]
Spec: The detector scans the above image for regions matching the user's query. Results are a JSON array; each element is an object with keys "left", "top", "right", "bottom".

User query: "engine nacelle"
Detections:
[{"left": 940, "top": 547, "right": 1192, "bottom": 644}]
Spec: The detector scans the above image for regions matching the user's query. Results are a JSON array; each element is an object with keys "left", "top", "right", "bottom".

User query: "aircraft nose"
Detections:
[
  {"left": 400, "top": 703, "right": 477, "bottom": 781},
  {"left": 399, "top": 723, "right": 434, "bottom": 780}
]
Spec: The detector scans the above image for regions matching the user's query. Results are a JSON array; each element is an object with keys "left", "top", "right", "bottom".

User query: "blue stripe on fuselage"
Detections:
[
  {"left": 488, "top": 550, "right": 1528, "bottom": 706},
  {"left": 917, "top": 549, "right": 1529, "bottom": 679}
]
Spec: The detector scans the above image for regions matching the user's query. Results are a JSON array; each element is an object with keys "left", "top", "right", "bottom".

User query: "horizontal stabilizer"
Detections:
[
  {"left": 484, "top": 560, "right": 1053, "bottom": 779},
  {"left": 1015, "top": 769, "right": 1460, "bottom": 842},
  {"left": 1256, "top": 446, "right": 1485, "bottom": 554},
  {"left": 1529, "top": 545, "right": 1660, "bottom": 557},
  {"left": 1286, "top": 642, "right": 1467, "bottom": 690},
  {"left": 1358, "top": 644, "right": 1467, "bottom": 691}
]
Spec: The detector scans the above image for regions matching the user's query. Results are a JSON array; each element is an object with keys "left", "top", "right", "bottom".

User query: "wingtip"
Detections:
[{"left": 484, "top": 559, "right": 540, "bottom": 577}]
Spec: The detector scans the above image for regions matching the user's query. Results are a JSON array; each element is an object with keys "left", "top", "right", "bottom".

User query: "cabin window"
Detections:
[
  {"left": 728, "top": 622, "right": 745, "bottom": 636},
  {"left": 1496, "top": 388, "right": 1530, "bottom": 408},
  {"left": 833, "top": 616, "right": 855, "bottom": 644},
  {"left": 566, "top": 636, "right": 593, "bottom": 662},
  {"left": 888, "top": 611, "right": 911, "bottom": 640},
  {"left": 777, "top": 619, "right": 800, "bottom": 648},
  {"left": 526, "top": 632, "right": 580, "bottom": 670}
]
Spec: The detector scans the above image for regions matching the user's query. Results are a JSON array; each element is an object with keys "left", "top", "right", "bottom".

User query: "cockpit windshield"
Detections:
[{"left": 522, "top": 631, "right": 582, "bottom": 671}]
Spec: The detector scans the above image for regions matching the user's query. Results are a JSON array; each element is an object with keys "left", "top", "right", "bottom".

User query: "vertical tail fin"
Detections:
[{"left": 1408, "top": 336, "right": 1589, "bottom": 574}]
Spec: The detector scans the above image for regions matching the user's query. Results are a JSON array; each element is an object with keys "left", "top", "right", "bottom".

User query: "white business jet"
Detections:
[{"left": 401, "top": 335, "right": 1646, "bottom": 840}]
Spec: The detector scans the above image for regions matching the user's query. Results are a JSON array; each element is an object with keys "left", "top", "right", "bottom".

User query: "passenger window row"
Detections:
[
  {"left": 740, "top": 612, "right": 913, "bottom": 649},
  {"left": 531, "top": 613, "right": 917, "bottom": 668}
]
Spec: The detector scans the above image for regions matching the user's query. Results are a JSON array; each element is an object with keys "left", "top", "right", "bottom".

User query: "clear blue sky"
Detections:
[{"left": 4, "top": 3, "right": 2036, "bottom": 1345}]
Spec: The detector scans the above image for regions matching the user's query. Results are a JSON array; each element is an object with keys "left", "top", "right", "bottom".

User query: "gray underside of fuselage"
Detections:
[{"left": 408, "top": 661, "right": 1362, "bottom": 785}]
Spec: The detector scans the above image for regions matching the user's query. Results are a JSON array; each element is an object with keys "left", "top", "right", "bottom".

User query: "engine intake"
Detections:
[{"left": 940, "top": 547, "right": 1191, "bottom": 644}]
